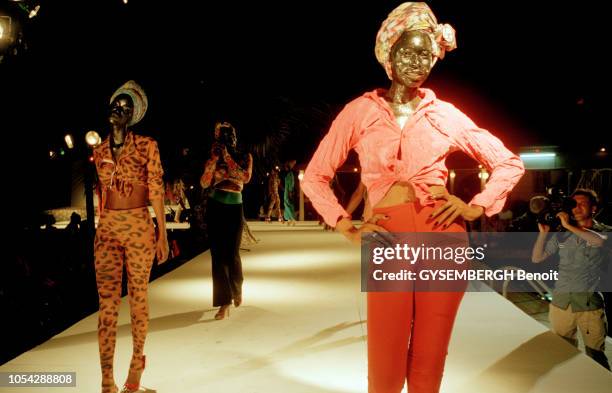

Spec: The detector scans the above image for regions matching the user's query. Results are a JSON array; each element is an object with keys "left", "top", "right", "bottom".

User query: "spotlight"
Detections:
[
  {"left": 64, "top": 134, "right": 74, "bottom": 149},
  {"left": 49, "top": 150, "right": 56, "bottom": 159},
  {"left": 601, "top": 147, "right": 606, "bottom": 152},
  {"left": 298, "top": 170, "right": 304, "bottom": 181},
  {"left": 520, "top": 152, "right": 556, "bottom": 159},
  {"left": 353, "top": 167, "right": 358, "bottom": 172},
  {"left": 449, "top": 170, "right": 456, "bottom": 179},
  {"left": 15, "top": 2, "right": 40, "bottom": 19},
  {"left": 28, "top": 5, "right": 40, "bottom": 19},
  {"left": 0, "top": 16, "right": 11, "bottom": 41},
  {"left": 123, "top": 0, "right": 128, "bottom": 4},
  {"left": 85, "top": 131, "right": 101, "bottom": 147}
]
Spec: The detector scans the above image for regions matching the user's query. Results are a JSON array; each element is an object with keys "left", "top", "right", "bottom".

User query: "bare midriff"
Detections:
[
  {"left": 215, "top": 179, "right": 242, "bottom": 193},
  {"left": 373, "top": 182, "right": 446, "bottom": 209},
  {"left": 105, "top": 184, "right": 148, "bottom": 210}
]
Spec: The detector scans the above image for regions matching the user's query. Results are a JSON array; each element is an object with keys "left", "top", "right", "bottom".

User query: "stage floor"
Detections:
[{"left": 2, "top": 221, "right": 610, "bottom": 392}]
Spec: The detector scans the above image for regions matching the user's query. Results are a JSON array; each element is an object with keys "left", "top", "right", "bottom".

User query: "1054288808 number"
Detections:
[{"left": 0, "top": 372, "right": 76, "bottom": 387}]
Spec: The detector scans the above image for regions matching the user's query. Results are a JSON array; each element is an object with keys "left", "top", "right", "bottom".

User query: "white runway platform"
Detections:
[{"left": 2, "top": 222, "right": 611, "bottom": 392}]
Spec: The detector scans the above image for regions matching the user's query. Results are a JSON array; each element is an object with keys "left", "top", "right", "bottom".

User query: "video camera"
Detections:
[{"left": 529, "top": 187, "right": 577, "bottom": 230}]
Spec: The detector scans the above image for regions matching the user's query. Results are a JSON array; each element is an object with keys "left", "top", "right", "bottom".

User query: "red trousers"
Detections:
[{"left": 368, "top": 201, "right": 465, "bottom": 393}]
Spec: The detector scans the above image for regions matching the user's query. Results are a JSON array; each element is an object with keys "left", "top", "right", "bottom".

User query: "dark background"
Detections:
[{"left": 1, "top": 0, "right": 610, "bottom": 218}]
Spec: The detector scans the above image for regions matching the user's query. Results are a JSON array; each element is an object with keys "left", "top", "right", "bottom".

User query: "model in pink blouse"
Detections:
[
  {"left": 302, "top": 86, "right": 525, "bottom": 227},
  {"left": 302, "top": 3, "right": 524, "bottom": 393}
]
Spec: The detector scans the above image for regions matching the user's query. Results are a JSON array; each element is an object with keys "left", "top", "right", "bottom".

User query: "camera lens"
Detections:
[{"left": 529, "top": 196, "right": 549, "bottom": 214}]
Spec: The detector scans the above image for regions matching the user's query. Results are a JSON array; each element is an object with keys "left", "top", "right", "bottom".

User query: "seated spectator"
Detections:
[{"left": 65, "top": 212, "right": 81, "bottom": 235}]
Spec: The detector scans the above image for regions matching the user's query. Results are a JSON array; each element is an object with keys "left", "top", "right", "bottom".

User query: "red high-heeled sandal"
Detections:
[{"left": 120, "top": 355, "right": 146, "bottom": 393}]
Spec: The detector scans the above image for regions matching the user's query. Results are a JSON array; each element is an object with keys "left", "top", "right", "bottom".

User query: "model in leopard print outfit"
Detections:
[{"left": 92, "top": 81, "right": 169, "bottom": 393}]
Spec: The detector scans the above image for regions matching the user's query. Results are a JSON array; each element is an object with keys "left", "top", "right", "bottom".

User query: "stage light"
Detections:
[
  {"left": 49, "top": 150, "right": 56, "bottom": 159},
  {"left": 15, "top": 2, "right": 40, "bottom": 19},
  {"left": 123, "top": 0, "right": 128, "bottom": 4},
  {"left": 64, "top": 134, "right": 74, "bottom": 149},
  {"left": 298, "top": 170, "right": 304, "bottom": 181},
  {"left": 478, "top": 171, "right": 489, "bottom": 180},
  {"left": 59, "top": 148, "right": 65, "bottom": 156},
  {"left": 449, "top": 170, "right": 456, "bottom": 179},
  {"left": 520, "top": 152, "right": 556, "bottom": 159},
  {"left": 28, "top": 5, "right": 40, "bottom": 19},
  {"left": 0, "top": 16, "right": 11, "bottom": 41},
  {"left": 353, "top": 167, "right": 358, "bottom": 172},
  {"left": 601, "top": 147, "right": 606, "bottom": 152},
  {"left": 519, "top": 147, "right": 559, "bottom": 169},
  {"left": 85, "top": 131, "right": 101, "bottom": 147}
]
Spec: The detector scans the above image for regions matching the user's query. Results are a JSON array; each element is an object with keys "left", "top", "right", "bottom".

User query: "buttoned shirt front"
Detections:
[{"left": 302, "top": 88, "right": 525, "bottom": 226}]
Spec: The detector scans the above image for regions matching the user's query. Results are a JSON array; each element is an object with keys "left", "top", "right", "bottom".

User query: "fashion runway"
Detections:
[{"left": 1, "top": 222, "right": 610, "bottom": 392}]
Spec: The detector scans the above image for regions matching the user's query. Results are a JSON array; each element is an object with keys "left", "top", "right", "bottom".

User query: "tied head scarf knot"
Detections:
[
  {"left": 375, "top": 2, "right": 457, "bottom": 79},
  {"left": 110, "top": 80, "right": 148, "bottom": 126}
]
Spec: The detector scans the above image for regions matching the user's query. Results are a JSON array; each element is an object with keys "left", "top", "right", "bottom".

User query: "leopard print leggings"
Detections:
[
  {"left": 267, "top": 192, "right": 281, "bottom": 219},
  {"left": 94, "top": 207, "right": 156, "bottom": 388}
]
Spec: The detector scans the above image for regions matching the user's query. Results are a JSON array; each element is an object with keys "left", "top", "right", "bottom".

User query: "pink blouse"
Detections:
[{"left": 302, "top": 88, "right": 525, "bottom": 227}]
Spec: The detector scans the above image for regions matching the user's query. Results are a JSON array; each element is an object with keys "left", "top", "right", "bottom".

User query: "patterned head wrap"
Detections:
[
  {"left": 375, "top": 2, "right": 457, "bottom": 79},
  {"left": 109, "top": 80, "right": 148, "bottom": 126}
]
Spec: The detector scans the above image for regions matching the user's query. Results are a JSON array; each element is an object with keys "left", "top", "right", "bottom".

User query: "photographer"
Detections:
[
  {"left": 532, "top": 189, "right": 611, "bottom": 370},
  {"left": 201, "top": 122, "right": 253, "bottom": 320}
]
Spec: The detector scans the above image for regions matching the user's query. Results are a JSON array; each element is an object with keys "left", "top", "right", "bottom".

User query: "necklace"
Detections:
[
  {"left": 111, "top": 135, "right": 126, "bottom": 149},
  {"left": 389, "top": 102, "right": 415, "bottom": 116}
]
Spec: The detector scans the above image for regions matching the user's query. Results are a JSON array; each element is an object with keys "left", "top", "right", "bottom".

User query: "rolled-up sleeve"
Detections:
[
  {"left": 147, "top": 140, "right": 165, "bottom": 202},
  {"left": 438, "top": 104, "right": 525, "bottom": 216},
  {"left": 544, "top": 234, "right": 560, "bottom": 257},
  {"left": 302, "top": 102, "right": 359, "bottom": 227}
]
